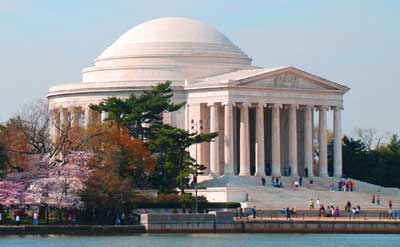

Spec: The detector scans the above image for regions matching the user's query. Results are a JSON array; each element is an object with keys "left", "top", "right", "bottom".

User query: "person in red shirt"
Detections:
[{"left": 388, "top": 199, "right": 393, "bottom": 209}]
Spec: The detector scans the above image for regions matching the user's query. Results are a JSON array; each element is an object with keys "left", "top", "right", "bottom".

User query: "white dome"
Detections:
[{"left": 82, "top": 17, "right": 253, "bottom": 84}]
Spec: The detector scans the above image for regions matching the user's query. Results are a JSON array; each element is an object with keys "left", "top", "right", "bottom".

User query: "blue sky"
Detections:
[{"left": 0, "top": 0, "right": 399, "bottom": 135}]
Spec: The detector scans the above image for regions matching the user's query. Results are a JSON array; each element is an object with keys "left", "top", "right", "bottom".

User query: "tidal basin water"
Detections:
[{"left": 1, "top": 233, "right": 400, "bottom": 247}]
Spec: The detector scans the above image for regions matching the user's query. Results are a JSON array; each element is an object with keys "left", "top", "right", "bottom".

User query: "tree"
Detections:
[
  {"left": 0, "top": 181, "right": 35, "bottom": 207},
  {"left": 81, "top": 169, "right": 136, "bottom": 224},
  {"left": 0, "top": 143, "right": 7, "bottom": 178},
  {"left": 90, "top": 81, "right": 184, "bottom": 140},
  {"left": 353, "top": 128, "right": 385, "bottom": 150},
  {"left": 81, "top": 125, "right": 156, "bottom": 189},
  {"left": 149, "top": 125, "right": 217, "bottom": 193}
]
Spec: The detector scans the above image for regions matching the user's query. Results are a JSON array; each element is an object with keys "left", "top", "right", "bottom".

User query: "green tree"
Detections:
[
  {"left": 90, "top": 81, "right": 184, "bottom": 140},
  {"left": 149, "top": 125, "right": 218, "bottom": 194}
]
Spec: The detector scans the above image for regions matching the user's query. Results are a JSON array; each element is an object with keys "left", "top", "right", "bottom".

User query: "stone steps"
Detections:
[{"left": 199, "top": 175, "right": 400, "bottom": 209}]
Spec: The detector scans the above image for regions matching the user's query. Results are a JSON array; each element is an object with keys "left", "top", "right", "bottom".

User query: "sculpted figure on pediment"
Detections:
[{"left": 274, "top": 73, "right": 299, "bottom": 88}]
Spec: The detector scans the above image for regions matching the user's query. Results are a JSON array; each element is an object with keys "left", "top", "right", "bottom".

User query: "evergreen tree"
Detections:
[
  {"left": 90, "top": 81, "right": 184, "bottom": 140},
  {"left": 149, "top": 125, "right": 217, "bottom": 193}
]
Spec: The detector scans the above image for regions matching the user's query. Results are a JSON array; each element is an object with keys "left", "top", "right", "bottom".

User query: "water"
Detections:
[{"left": 0, "top": 234, "right": 399, "bottom": 247}]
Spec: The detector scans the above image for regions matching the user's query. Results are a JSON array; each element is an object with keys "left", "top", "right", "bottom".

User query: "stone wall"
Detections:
[{"left": 141, "top": 212, "right": 400, "bottom": 233}]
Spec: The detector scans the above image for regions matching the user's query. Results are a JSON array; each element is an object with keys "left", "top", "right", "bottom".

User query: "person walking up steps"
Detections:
[{"left": 309, "top": 198, "right": 314, "bottom": 209}]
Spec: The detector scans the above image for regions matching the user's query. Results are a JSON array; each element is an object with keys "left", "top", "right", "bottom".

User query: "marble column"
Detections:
[
  {"left": 288, "top": 104, "right": 298, "bottom": 176},
  {"left": 223, "top": 103, "right": 234, "bottom": 176},
  {"left": 71, "top": 107, "right": 81, "bottom": 128},
  {"left": 101, "top": 111, "right": 109, "bottom": 122},
  {"left": 304, "top": 106, "right": 314, "bottom": 177},
  {"left": 271, "top": 103, "right": 281, "bottom": 176},
  {"left": 318, "top": 106, "right": 328, "bottom": 176},
  {"left": 59, "top": 108, "right": 69, "bottom": 129},
  {"left": 209, "top": 103, "right": 220, "bottom": 176},
  {"left": 84, "top": 107, "right": 92, "bottom": 128},
  {"left": 239, "top": 103, "right": 250, "bottom": 176},
  {"left": 255, "top": 103, "right": 265, "bottom": 176},
  {"left": 333, "top": 106, "right": 343, "bottom": 177},
  {"left": 50, "top": 109, "right": 60, "bottom": 142}
]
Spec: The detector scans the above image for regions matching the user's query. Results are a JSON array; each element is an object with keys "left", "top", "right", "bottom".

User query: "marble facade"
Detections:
[{"left": 47, "top": 17, "right": 349, "bottom": 178}]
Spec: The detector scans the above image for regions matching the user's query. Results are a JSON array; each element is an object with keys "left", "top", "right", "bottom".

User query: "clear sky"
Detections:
[{"left": 0, "top": 0, "right": 399, "bottom": 135}]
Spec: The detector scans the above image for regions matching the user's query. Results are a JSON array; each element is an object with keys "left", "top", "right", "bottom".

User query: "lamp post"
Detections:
[{"left": 191, "top": 119, "right": 203, "bottom": 213}]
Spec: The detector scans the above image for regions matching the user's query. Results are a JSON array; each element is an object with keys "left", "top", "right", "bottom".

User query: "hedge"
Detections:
[{"left": 135, "top": 202, "right": 240, "bottom": 209}]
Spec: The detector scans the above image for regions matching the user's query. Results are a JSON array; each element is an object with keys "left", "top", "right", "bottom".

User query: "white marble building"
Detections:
[{"left": 47, "top": 17, "right": 349, "bottom": 178}]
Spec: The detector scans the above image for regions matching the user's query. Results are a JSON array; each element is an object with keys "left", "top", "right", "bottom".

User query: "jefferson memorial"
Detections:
[{"left": 47, "top": 17, "right": 349, "bottom": 179}]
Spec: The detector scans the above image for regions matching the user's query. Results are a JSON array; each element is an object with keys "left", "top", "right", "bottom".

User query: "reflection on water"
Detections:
[{"left": 1, "top": 233, "right": 400, "bottom": 247}]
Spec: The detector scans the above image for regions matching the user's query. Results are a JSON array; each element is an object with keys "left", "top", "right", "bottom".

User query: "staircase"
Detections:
[{"left": 199, "top": 175, "right": 400, "bottom": 209}]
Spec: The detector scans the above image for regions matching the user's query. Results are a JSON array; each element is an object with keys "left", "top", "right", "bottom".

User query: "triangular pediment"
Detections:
[{"left": 232, "top": 67, "right": 349, "bottom": 91}]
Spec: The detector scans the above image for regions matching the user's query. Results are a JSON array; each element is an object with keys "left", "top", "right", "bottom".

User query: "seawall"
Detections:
[
  {"left": 0, "top": 225, "right": 145, "bottom": 235},
  {"left": 141, "top": 213, "right": 400, "bottom": 234}
]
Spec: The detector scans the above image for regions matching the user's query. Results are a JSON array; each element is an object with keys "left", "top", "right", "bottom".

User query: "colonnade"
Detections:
[
  {"left": 197, "top": 102, "right": 343, "bottom": 177},
  {"left": 49, "top": 107, "right": 109, "bottom": 140}
]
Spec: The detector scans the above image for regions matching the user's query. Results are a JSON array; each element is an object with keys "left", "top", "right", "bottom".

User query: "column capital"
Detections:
[
  {"left": 240, "top": 102, "right": 251, "bottom": 108},
  {"left": 332, "top": 105, "right": 344, "bottom": 111},
  {"left": 221, "top": 102, "right": 234, "bottom": 107},
  {"left": 286, "top": 104, "right": 299, "bottom": 110},
  {"left": 301, "top": 105, "right": 314, "bottom": 110},
  {"left": 317, "top": 105, "right": 329, "bottom": 111},
  {"left": 268, "top": 103, "right": 282, "bottom": 109}
]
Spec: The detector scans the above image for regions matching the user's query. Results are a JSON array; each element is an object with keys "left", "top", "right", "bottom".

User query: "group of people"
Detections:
[
  {"left": 371, "top": 194, "right": 381, "bottom": 205},
  {"left": 309, "top": 198, "right": 362, "bottom": 218},
  {"left": 290, "top": 177, "right": 303, "bottom": 189},
  {"left": 271, "top": 176, "right": 283, "bottom": 188},
  {"left": 260, "top": 176, "right": 284, "bottom": 188},
  {"left": 335, "top": 178, "right": 356, "bottom": 192},
  {"left": 236, "top": 206, "right": 257, "bottom": 219},
  {"left": 280, "top": 207, "right": 296, "bottom": 219}
]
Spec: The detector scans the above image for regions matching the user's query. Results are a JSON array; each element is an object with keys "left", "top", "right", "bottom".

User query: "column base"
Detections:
[
  {"left": 319, "top": 172, "right": 329, "bottom": 177},
  {"left": 239, "top": 172, "right": 251, "bottom": 176},
  {"left": 254, "top": 172, "right": 265, "bottom": 176}
]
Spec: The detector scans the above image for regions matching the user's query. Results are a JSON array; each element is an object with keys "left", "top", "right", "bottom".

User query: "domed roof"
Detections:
[
  {"left": 98, "top": 17, "right": 249, "bottom": 60},
  {"left": 82, "top": 17, "right": 253, "bottom": 84}
]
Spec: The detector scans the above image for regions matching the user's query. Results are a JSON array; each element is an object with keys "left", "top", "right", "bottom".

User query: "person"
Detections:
[
  {"left": 286, "top": 207, "right": 291, "bottom": 220},
  {"left": 252, "top": 206, "right": 257, "bottom": 219},
  {"left": 329, "top": 182, "right": 334, "bottom": 192},
  {"left": 299, "top": 177, "right": 303, "bottom": 187},
  {"left": 15, "top": 215, "right": 21, "bottom": 226},
  {"left": 304, "top": 167, "right": 309, "bottom": 178},
  {"left": 0, "top": 212, "right": 2, "bottom": 224},
  {"left": 310, "top": 179, "right": 313, "bottom": 185},
  {"left": 72, "top": 213, "right": 77, "bottom": 225},
  {"left": 345, "top": 201, "right": 352, "bottom": 211},
  {"left": 121, "top": 212, "right": 126, "bottom": 225},
  {"left": 371, "top": 195, "right": 376, "bottom": 204},
  {"left": 392, "top": 208, "right": 397, "bottom": 220},
  {"left": 239, "top": 207, "right": 244, "bottom": 219},
  {"left": 261, "top": 177, "right": 266, "bottom": 186},
  {"left": 334, "top": 206, "right": 340, "bottom": 217},
  {"left": 319, "top": 204, "right": 325, "bottom": 217},
  {"left": 67, "top": 214, "right": 73, "bottom": 224},
  {"left": 33, "top": 211, "right": 39, "bottom": 225},
  {"left": 316, "top": 198, "right": 320, "bottom": 208},
  {"left": 309, "top": 198, "right": 314, "bottom": 209},
  {"left": 377, "top": 195, "right": 381, "bottom": 205},
  {"left": 389, "top": 208, "right": 393, "bottom": 219},
  {"left": 388, "top": 199, "right": 393, "bottom": 209},
  {"left": 115, "top": 214, "right": 121, "bottom": 225}
]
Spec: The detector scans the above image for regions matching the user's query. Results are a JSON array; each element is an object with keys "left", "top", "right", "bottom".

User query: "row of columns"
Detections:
[
  {"left": 50, "top": 107, "right": 109, "bottom": 140},
  {"left": 204, "top": 102, "right": 343, "bottom": 177}
]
